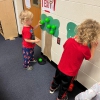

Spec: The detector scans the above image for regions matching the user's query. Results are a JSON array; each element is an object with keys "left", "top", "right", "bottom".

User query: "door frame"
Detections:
[
  {"left": 22, "top": 0, "right": 41, "bottom": 40},
  {"left": 14, "top": 0, "right": 24, "bottom": 35}
]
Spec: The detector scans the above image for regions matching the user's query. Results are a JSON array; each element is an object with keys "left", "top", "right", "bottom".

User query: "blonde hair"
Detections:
[
  {"left": 19, "top": 10, "right": 33, "bottom": 24},
  {"left": 76, "top": 19, "right": 100, "bottom": 44}
]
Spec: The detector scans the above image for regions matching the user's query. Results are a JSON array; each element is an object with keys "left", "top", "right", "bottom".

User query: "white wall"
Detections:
[
  {"left": 41, "top": 0, "right": 100, "bottom": 88},
  {"left": 13, "top": 0, "right": 23, "bottom": 35}
]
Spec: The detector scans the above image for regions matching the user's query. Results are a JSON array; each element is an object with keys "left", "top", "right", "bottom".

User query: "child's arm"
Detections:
[
  {"left": 89, "top": 42, "right": 98, "bottom": 60},
  {"left": 25, "top": 38, "right": 40, "bottom": 43},
  {"left": 33, "top": 21, "right": 41, "bottom": 30},
  {"left": 33, "top": 24, "right": 39, "bottom": 30}
]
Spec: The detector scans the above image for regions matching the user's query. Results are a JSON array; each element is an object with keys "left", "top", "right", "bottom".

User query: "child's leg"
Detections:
[
  {"left": 30, "top": 48, "right": 35, "bottom": 61},
  {"left": 22, "top": 47, "right": 32, "bottom": 68},
  {"left": 67, "top": 77, "right": 75, "bottom": 92},
  {"left": 50, "top": 69, "right": 61, "bottom": 93},
  {"left": 58, "top": 73, "right": 74, "bottom": 99}
]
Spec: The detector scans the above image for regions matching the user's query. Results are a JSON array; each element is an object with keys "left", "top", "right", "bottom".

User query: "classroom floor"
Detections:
[{"left": 0, "top": 34, "right": 84, "bottom": 100}]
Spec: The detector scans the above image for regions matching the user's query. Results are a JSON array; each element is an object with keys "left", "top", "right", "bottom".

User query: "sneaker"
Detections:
[
  {"left": 49, "top": 87, "right": 59, "bottom": 94},
  {"left": 30, "top": 59, "right": 37, "bottom": 63},
  {"left": 57, "top": 96, "right": 68, "bottom": 100},
  {"left": 25, "top": 66, "right": 33, "bottom": 70}
]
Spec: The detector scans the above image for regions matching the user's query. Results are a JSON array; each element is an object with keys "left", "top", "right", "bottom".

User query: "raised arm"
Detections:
[
  {"left": 33, "top": 21, "right": 41, "bottom": 30},
  {"left": 89, "top": 42, "right": 98, "bottom": 60}
]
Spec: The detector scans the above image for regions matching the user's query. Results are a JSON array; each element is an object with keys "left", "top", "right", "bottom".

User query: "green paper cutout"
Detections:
[
  {"left": 67, "top": 22, "right": 77, "bottom": 39},
  {"left": 88, "top": 43, "right": 91, "bottom": 48},
  {"left": 40, "top": 14, "right": 60, "bottom": 37}
]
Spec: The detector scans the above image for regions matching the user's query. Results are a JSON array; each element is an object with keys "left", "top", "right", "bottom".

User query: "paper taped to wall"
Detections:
[
  {"left": 43, "top": 32, "right": 52, "bottom": 61},
  {"left": 41, "top": 0, "right": 56, "bottom": 13},
  {"left": 25, "top": 0, "right": 31, "bottom": 9}
]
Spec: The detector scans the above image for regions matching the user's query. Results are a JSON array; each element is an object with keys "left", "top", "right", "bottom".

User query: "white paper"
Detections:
[
  {"left": 41, "top": 0, "right": 55, "bottom": 13},
  {"left": 25, "top": 0, "right": 31, "bottom": 9}
]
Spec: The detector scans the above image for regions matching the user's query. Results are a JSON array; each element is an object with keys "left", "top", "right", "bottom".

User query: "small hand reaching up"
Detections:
[
  {"left": 89, "top": 41, "right": 98, "bottom": 60},
  {"left": 91, "top": 41, "right": 98, "bottom": 48},
  {"left": 38, "top": 20, "right": 42, "bottom": 26},
  {"left": 33, "top": 20, "right": 41, "bottom": 30}
]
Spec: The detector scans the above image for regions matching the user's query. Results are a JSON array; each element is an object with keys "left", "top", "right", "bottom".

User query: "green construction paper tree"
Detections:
[
  {"left": 40, "top": 14, "right": 60, "bottom": 37},
  {"left": 66, "top": 22, "right": 91, "bottom": 48},
  {"left": 67, "top": 22, "right": 77, "bottom": 39}
]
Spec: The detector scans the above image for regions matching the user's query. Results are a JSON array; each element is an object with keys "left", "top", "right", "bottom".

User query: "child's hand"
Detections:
[
  {"left": 38, "top": 20, "right": 42, "bottom": 26},
  {"left": 35, "top": 39, "right": 40, "bottom": 43},
  {"left": 91, "top": 42, "right": 98, "bottom": 48},
  {"left": 33, "top": 21, "right": 41, "bottom": 30}
]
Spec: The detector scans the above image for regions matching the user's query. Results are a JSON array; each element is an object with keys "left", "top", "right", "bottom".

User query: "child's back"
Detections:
[
  {"left": 50, "top": 19, "right": 100, "bottom": 100},
  {"left": 58, "top": 37, "right": 91, "bottom": 76}
]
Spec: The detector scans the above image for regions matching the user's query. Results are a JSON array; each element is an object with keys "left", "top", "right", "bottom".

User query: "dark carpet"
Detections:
[{"left": 0, "top": 35, "right": 83, "bottom": 100}]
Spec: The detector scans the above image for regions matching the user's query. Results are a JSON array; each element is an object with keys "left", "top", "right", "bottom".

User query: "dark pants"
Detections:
[
  {"left": 22, "top": 47, "right": 34, "bottom": 68},
  {"left": 51, "top": 69, "right": 74, "bottom": 99}
]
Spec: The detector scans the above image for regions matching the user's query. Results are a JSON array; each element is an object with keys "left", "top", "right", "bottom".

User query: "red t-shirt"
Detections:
[
  {"left": 22, "top": 26, "right": 35, "bottom": 48},
  {"left": 58, "top": 38, "right": 91, "bottom": 76}
]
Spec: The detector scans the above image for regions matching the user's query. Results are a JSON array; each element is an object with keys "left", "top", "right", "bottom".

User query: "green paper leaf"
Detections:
[{"left": 67, "top": 22, "right": 77, "bottom": 39}]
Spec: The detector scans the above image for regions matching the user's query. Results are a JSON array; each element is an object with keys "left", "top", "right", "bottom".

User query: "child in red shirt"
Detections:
[
  {"left": 49, "top": 19, "right": 100, "bottom": 100},
  {"left": 19, "top": 10, "right": 40, "bottom": 70}
]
